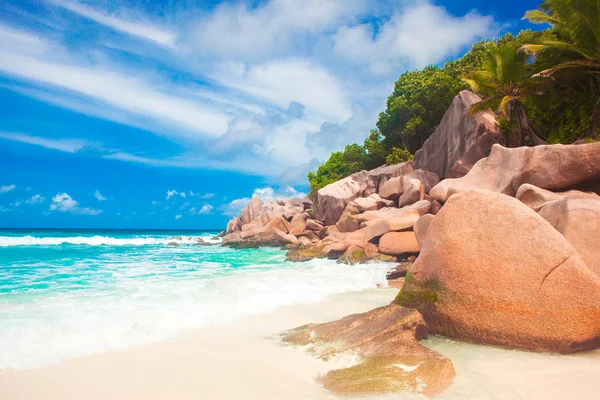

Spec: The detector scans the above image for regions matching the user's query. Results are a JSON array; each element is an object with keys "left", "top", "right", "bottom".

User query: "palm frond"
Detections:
[{"left": 468, "top": 97, "right": 501, "bottom": 116}]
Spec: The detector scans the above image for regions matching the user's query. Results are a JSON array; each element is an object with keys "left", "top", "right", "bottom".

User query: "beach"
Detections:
[{"left": 1, "top": 287, "right": 599, "bottom": 400}]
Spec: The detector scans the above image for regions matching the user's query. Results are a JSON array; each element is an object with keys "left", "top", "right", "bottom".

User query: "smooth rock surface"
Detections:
[
  {"left": 431, "top": 142, "right": 600, "bottom": 203},
  {"left": 396, "top": 189, "right": 600, "bottom": 353},
  {"left": 378, "top": 231, "right": 420, "bottom": 256},
  {"left": 412, "top": 90, "right": 503, "bottom": 179},
  {"left": 280, "top": 304, "right": 455, "bottom": 397},
  {"left": 313, "top": 171, "right": 368, "bottom": 225},
  {"left": 538, "top": 197, "right": 600, "bottom": 277}
]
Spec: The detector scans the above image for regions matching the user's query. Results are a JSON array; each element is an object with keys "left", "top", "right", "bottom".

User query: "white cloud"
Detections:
[
  {"left": 26, "top": 194, "right": 45, "bottom": 204},
  {"left": 0, "top": 24, "right": 229, "bottom": 139},
  {"left": 0, "top": 184, "right": 16, "bottom": 193},
  {"left": 12, "top": 201, "right": 21, "bottom": 207},
  {"left": 94, "top": 190, "right": 107, "bottom": 201},
  {"left": 212, "top": 60, "right": 351, "bottom": 120},
  {"left": 189, "top": 191, "right": 215, "bottom": 199},
  {"left": 50, "top": 0, "right": 177, "bottom": 46},
  {"left": 198, "top": 204, "right": 214, "bottom": 215},
  {"left": 221, "top": 185, "right": 306, "bottom": 216},
  {"left": 175, "top": 214, "right": 182, "bottom": 220},
  {"left": 151, "top": 200, "right": 161, "bottom": 205},
  {"left": 193, "top": 0, "right": 364, "bottom": 59},
  {"left": 0, "top": 132, "right": 91, "bottom": 153},
  {"left": 166, "top": 189, "right": 187, "bottom": 200},
  {"left": 49, "top": 192, "right": 103, "bottom": 215},
  {"left": 332, "top": 3, "right": 496, "bottom": 73},
  {"left": 0, "top": 1, "right": 499, "bottom": 184}
]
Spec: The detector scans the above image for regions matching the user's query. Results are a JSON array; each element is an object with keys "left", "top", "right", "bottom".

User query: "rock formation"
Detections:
[
  {"left": 395, "top": 189, "right": 600, "bottom": 353},
  {"left": 281, "top": 304, "right": 455, "bottom": 396},
  {"left": 430, "top": 142, "right": 600, "bottom": 203},
  {"left": 412, "top": 90, "right": 504, "bottom": 179}
]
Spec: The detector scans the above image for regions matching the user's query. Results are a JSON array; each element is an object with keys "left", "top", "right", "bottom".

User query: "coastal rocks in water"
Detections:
[
  {"left": 538, "top": 196, "right": 600, "bottom": 277},
  {"left": 286, "top": 245, "right": 327, "bottom": 262},
  {"left": 337, "top": 245, "right": 395, "bottom": 265},
  {"left": 378, "top": 231, "right": 419, "bottom": 256},
  {"left": 413, "top": 213, "right": 435, "bottom": 250},
  {"left": 313, "top": 171, "right": 368, "bottom": 226},
  {"left": 225, "top": 217, "right": 242, "bottom": 235},
  {"left": 395, "top": 189, "right": 600, "bottom": 353},
  {"left": 280, "top": 304, "right": 455, "bottom": 396},
  {"left": 412, "top": 90, "right": 503, "bottom": 179},
  {"left": 378, "top": 170, "right": 440, "bottom": 200},
  {"left": 363, "top": 162, "right": 414, "bottom": 196},
  {"left": 240, "top": 195, "right": 264, "bottom": 225},
  {"left": 430, "top": 142, "right": 600, "bottom": 203},
  {"left": 167, "top": 241, "right": 180, "bottom": 246},
  {"left": 387, "top": 259, "right": 414, "bottom": 280}
]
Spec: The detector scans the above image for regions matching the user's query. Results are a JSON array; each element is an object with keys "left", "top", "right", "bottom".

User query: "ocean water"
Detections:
[{"left": 0, "top": 229, "right": 393, "bottom": 370}]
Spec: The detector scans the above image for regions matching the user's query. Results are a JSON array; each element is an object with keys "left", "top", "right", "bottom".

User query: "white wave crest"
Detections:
[
  {"left": 0, "top": 236, "right": 163, "bottom": 247},
  {"left": 0, "top": 257, "right": 393, "bottom": 369},
  {"left": 0, "top": 235, "right": 222, "bottom": 247}
]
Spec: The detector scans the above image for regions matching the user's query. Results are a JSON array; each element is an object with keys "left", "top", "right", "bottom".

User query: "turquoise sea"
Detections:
[{"left": 0, "top": 229, "right": 392, "bottom": 370}]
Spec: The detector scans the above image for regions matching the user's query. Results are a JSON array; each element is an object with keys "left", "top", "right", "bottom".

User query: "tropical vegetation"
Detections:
[{"left": 308, "top": 0, "right": 599, "bottom": 194}]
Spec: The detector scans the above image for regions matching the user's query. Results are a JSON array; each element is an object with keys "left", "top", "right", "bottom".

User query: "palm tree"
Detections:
[
  {"left": 462, "top": 41, "right": 545, "bottom": 147},
  {"left": 523, "top": 0, "right": 600, "bottom": 136}
]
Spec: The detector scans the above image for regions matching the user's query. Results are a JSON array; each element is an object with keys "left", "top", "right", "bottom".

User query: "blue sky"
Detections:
[{"left": 0, "top": 0, "right": 541, "bottom": 229}]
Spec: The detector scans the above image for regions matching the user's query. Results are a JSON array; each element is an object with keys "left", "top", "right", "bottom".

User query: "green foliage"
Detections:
[
  {"left": 307, "top": 151, "right": 348, "bottom": 193},
  {"left": 463, "top": 39, "right": 545, "bottom": 146},
  {"left": 524, "top": 0, "right": 600, "bottom": 136},
  {"left": 385, "top": 147, "right": 413, "bottom": 165},
  {"left": 308, "top": 1, "right": 600, "bottom": 193}
]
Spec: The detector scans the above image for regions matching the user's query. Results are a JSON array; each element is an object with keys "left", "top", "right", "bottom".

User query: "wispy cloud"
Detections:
[
  {"left": 94, "top": 190, "right": 107, "bottom": 201},
  {"left": 26, "top": 194, "right": 45, "bottom": 204},
  {"left": 50, "top": 0, "right": 177, "bottom": 46},
  {"left": 0, "top": 184, "right": 16, "bottom": 193},
  {"left": 0, "top": 24, "right": 229, "bottom": 139},
  {"left": 0, "top": 132, "right": 90, "bottom": 153},
  {"left": 198, "top": 204, "right": 214, "bottom": 215},
  {"left": 166, "top": 189, "right": 186, "bottom": 200},
  {"left": 49, "top": 192, "right": 103, "bottom": 215},
  {"left": 0, "top": 0, "right": 498, "bottom": 183},
  {"left": 175, "top": 214, "right": 182, "bottom": 220}
]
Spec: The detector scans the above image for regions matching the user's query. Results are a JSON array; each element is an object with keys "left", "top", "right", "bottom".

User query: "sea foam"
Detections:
[
  {"left": 0, "top": 240, "right": 393, "bottom": 370},
  {"left": 0, "top": 235, "right": 219, "bottom": 247}
]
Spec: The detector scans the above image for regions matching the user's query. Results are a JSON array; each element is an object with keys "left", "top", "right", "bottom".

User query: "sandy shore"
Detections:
[{"left": 1, "top": 288, "right": 599, "bottom": 400}]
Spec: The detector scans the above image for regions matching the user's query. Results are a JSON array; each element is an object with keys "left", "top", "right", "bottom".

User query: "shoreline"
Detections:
[{"left": 1, "top": 287, "right": 599, "bottom": 400}]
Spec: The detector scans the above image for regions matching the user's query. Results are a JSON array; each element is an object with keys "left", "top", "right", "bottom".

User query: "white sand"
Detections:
[{"left": 1, "top": 288, "right": 599, "bottom": 400}]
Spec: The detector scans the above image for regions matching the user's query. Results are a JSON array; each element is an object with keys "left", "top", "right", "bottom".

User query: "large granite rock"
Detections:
[
  {"left": 379, "top": 170, "right": 439, "bottom": 200},
  {"left": 240, "top": 194, "right": 264, "bottom": 225},
  {"left": 313, "top": 171, "right": 368, "bottom": 226},
  {"left": 398, "top": 179, "right": 425, "bottom": 207},
  {"left": 431, "top": 142, "right": 600, "bottom": 203},
  {"left": 358, "top": 202, "right": 430, "bottom": 242},
  {"left": 413, "top": 213, "right": 435, "bottom": 250},
  {"left": 225, "top": 217, "right": 242, "bottom": 234},
  {"left": 378, "top": 231, "right": 420, "bottom": 256},
  {"left": 412, "top": 90, "right": 503, "bottom": 179},
  {"left": 281, "top": 304, "right": 455, "bottom": 396},
  {"left": 364, "top": 162, "right": 414, "bottom": 196},
  {"left": 538, "top": 196, "right": 600, "bottom": 277},
  {"left": 396, "top": 189, "right": 600, "bottom": 353}
]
